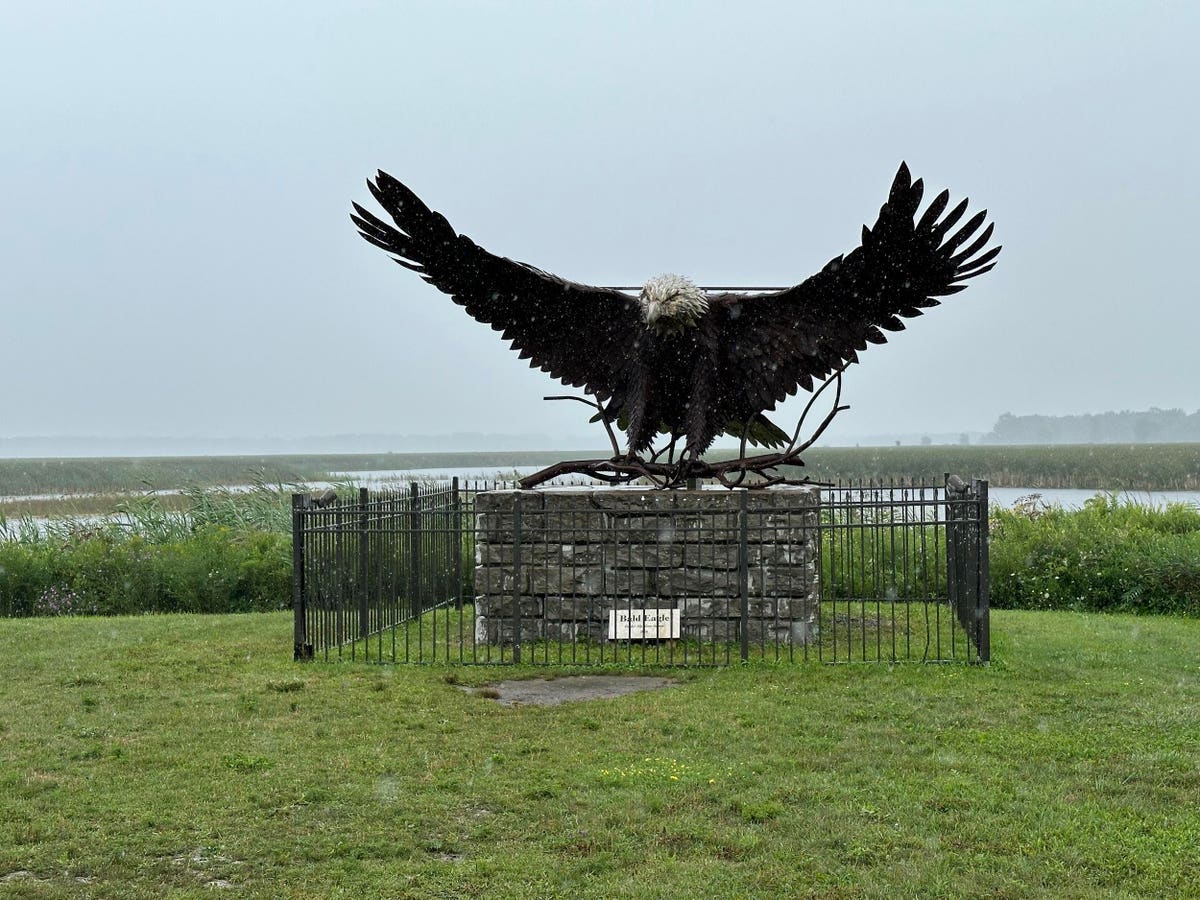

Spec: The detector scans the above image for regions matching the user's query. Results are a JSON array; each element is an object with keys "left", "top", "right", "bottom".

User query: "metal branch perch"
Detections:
[{"left": 520, "top": 372, "right": 847, "bottom": 490}]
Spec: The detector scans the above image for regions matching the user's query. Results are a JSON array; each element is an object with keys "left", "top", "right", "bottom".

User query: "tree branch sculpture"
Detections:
[{"left": 519, "top": 371, "right": 847, "bottom": 489}]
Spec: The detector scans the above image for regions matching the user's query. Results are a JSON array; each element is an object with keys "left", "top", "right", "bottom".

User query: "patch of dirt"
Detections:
[
  {"left": 463, "top": 675, "right": 677, "bottom": 707},
  {"left": 1, "top": 871, "right": 40, "bottom": 884},
  {"left": 163, "top": 848, "right": 242, "bottom": 890}
]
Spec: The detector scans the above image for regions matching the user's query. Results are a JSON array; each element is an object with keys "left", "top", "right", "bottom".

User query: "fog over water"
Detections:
[{"left": 2, "top": 3, "right": 1198, "bottom": 453}]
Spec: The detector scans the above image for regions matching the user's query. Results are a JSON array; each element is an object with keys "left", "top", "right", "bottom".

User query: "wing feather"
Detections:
[
  {"left": 351, "top": 172, "right": 642, "bottom": 404},
  {"left": 709, "top": 163, "right": 999, "bottom": 426},
  {"left": 916, "top": 189, "right": 950, "bottom": 231}
]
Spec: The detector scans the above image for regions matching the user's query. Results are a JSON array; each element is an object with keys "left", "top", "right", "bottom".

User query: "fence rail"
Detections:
[{"left": 293, "top": 477, "right": 989, "bottom": 666}]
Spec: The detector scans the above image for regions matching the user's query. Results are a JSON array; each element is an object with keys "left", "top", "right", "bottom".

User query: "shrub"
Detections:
[
  {"left": 0, "top": 526, "right": 290, "bottom": 617},
  {"left": 990, "top": 494, "right": 1200, "bottom": 615}
]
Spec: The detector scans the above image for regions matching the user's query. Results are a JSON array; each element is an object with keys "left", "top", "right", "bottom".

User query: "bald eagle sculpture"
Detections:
[{"left": 351, "top": 163, "right": 998, "bottom": 465}]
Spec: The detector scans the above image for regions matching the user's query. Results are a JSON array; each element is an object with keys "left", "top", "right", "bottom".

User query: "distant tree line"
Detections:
[{"left": 985, "top": 408, "right": 1200, "bottom": 444}]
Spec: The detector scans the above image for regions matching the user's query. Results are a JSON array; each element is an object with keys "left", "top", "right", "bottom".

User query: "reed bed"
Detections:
[
  {"left": 798, "top": 443, "right": 1200, "bottom": 490},
  {"left": 0, "top": 451, "right": 592, "bottom": 497},
  {"left": 3, "top": 443, "right": 1200, "bottom": 499}
]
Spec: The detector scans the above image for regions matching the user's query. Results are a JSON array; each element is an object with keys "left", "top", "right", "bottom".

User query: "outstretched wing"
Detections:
[
  {"left": 351, "top": 172, "right": 643, "bottom": 405},
  {"left": 712, "top": 162, "right": 1000, "bottom": 419}
]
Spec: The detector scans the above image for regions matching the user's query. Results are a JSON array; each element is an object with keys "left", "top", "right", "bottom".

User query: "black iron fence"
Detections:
[
  {"left": 293, "top": 477, "right": 989, "bottom": 666},
  {"left": 291, "top": 482, "right": 464, "bottom": 662}
]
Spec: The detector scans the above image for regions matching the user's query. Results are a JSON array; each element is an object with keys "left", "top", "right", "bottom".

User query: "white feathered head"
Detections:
[{"left": 638, "top": 274, "right": 709, "bottom": 334}]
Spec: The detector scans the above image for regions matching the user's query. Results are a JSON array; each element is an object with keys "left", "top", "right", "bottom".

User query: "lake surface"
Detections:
[
  {"left": 986, "top": 486, "right": 1200, "bottom": 510},
  {"left": 335, "top": 469, "right": 1200, "bottom": 510},
  {"left": 327, "top": 466, "right": 541, "bottom": 484}
]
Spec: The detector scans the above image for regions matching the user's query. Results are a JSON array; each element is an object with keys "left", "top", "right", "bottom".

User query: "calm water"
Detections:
[
  {"left": 336, "top": 470, "right": 1200, "bottom": 510},
  {"left": 986, "top": 486, "right": 1200, "bottom": 510},
  {"left": 327, "top": 466, "right": 539, "bottom": 484}
]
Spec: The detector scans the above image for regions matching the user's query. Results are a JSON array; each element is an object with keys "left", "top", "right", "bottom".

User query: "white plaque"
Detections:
[{"left": 608, "top": 608, "right": 680, "bottom": 641}]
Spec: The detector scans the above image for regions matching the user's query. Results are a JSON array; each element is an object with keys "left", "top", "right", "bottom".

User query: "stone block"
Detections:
[
  {"left": 655, "top": 567, "right": 740, "bottom": 598},
  {"left": 473, "top": 490, "right": 545, "bottom": 512},
  {"left": 528, "top": 565, "right": 609, "bottom": 596},
  {"left": 750, "top": 541, "right": 813, "bottom": 567},
  {"left": 477, "top": 512, "right": 614, "bottom": 545},
  {"left": 542, "top": 489, "right": 674, "bottom": 512},
  {"left": 612, "top": 542, "right": 686, "bottom": 568},
  {"left": 675, "top": 596, "right": 814, "bottom": 619},
  {"left": 610, "top": 514, "right": 740, "bottom": 544},
  {"left": 473, "top": 595, "right": 543, "bottom": 619},
  {"left": 476, "top": 542, "right": 607, "bottom": 568},
  {"left": 542, "top": 596, "right": 601, "bottom": 622},
  {"left": 605, "top": 568, "right": 652, "bottom": 595},
  {"left": 473, "top": 564, "right": 528, "bottom": 596}
]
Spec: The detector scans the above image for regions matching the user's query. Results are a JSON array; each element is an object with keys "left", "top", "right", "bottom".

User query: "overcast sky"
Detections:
[{"left": 2, "top": 1, "right": 1197, "bottom": 448}]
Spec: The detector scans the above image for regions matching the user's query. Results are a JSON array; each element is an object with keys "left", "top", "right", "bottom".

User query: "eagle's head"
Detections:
[{"left": 638, "top": 274, "right": 709, "bottom": 334}]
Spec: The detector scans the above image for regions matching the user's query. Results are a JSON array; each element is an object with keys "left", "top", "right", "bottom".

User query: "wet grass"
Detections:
[
  {"left": 1, "top": 610, "right": 1197, "bottom": 897},
  {"left": 332, "top": 599, "right": 971, "bottom": 667}
]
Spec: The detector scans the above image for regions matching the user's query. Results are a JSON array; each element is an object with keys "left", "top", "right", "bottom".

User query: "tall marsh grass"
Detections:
[
  {"left": 797, "top": 443, "right": 1200, "bottom": 490},
  {"left": 4, "top": 444, "right": 1200, "bottom": 499},
  {"left": 0, "top": 478, "right": 301, "bottom": 617}
]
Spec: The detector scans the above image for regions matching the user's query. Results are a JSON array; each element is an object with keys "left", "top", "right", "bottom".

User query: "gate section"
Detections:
[
  {"left": 818, "top": 478, "right": 989, "bottom": 664},
  {"left": 292, "top": 481, "right": 464, "bottom": 662}
]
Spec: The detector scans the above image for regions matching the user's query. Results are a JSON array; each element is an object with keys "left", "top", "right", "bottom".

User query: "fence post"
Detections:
[
  {"left": 944, "top": 473, "right": 960, "bottom": 644},
  {"left": 409, "top": 481, "right": 422, "bottom": 618},
  {"left": 452, "top": 477, "right": 463, "bottom": 611},
  {"left": 292, "top": 493, "right": 313, "bottom": 661},
  {"left": 334, "top": 499, "right": 345, "bottom": 652},
  {"left": 945, "top": 474, "right": 991, "bottom": 663},
  {"left": 738, "top": 490, "right": 750, "bottom": 663},
  {"left": 974, "top": 479, "right": 991, "bottom": 663},
  {"left": 358, "top": 487, "right": 369, "bottom": 642},
  {"left": 512, "top": 494, "right": 522, "bottom": 665}
]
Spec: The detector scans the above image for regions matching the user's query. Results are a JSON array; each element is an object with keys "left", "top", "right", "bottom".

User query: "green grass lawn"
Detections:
[{"left": 1, "top": 612, "right": 1198, "bottom": 898}]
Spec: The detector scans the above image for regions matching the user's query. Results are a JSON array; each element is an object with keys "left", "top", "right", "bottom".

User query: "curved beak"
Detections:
[{"left": 645, "top": 300, "right": 662, "bottom": 327}]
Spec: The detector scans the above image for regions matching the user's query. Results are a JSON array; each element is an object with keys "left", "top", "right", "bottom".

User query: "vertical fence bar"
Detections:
[
  {"left": 452, "top": 477, "right": 463, "bottom": 612},
  {"left": 974, "top": 479, "right": 991, "bottom": 663},
  {"left": 738, "top": 491, "right": 750, "bottom": 663},
  {"left": 409, "top": 481, "right": 421, "bottom": 619},
  {"left": 358, "top": 487, "right": 369, "bottom": 644},
  {"left": 512, "top": 495, "right": 523, "bottom": 665},
  {"left": 292, "top": 493, "right": 312, "bottom": 661},
  {"left": 334, "top": 500, "right": 345, "bottom": 656},
  {"left": 319, "top": 501, "right": 330, "bottom": 661}
]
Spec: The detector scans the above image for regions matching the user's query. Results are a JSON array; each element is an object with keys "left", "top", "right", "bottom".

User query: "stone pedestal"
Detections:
[{"left": 473, "top": 486, "right": 820, "bottom": 647}]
